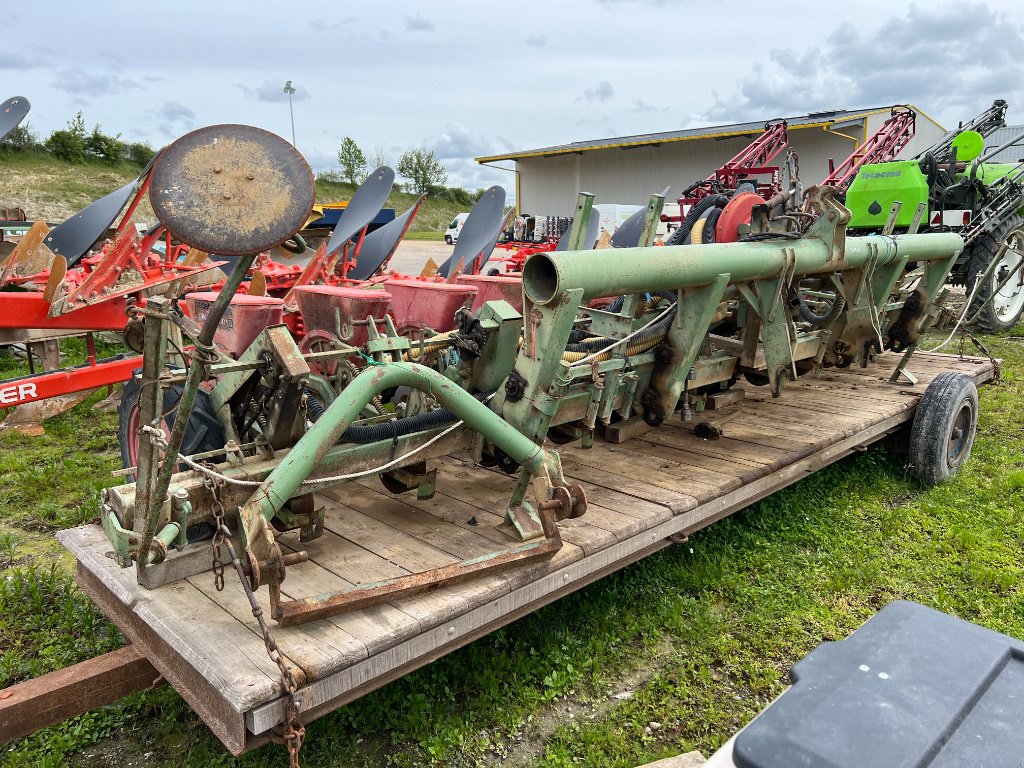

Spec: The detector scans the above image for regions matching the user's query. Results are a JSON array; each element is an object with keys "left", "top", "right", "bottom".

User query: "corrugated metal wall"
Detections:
[
  {"left": 982, "top": 126, "right": 1024, "bottom": 163},
  {"left": 516, "top": 112, "right": 947, "bottom": 215}
]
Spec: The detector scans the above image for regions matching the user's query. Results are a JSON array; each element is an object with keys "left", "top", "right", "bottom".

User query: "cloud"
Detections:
[
  {"left": 630, "top": 98, "right": 665, "bottom": 113},
  {"left": 146, "top": 101, "right": 196, "bottom": 140},
  {"left": 526, "top": 34, "right": 546, "bottom": 48},
  {"left": 403, "top": 13, "right": 434, "bottom": 32},
  {"left": 306, "top": 15, "right": 356, "bottom": 31},
  {"left": 697, "top": 2, "right": 1024, "bottom": 126},
  {"left": 235, "top": 80, "right": 310, "bottom": 103},
  {"left": 157, "top": 101, "right": 195, "bottom": 124},
  {"left": 433, "top": 123, "right": 508, "bottom": 160},
  {"left": 50, "top": 71, "right": 140, "bottom": 98},
  {"left": 0, "top": 51, "right": 40, "bottom": 70},
  {"left": 581, "top": 80, "right": 614, "bottom": 104}
]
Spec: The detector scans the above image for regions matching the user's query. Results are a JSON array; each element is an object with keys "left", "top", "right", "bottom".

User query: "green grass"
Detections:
[
  {"left": 1, "top": 332, "right": 1022, "bottom": 767},
  {"left": 401, "top": 230, "right": 447, "bottom": 241}
]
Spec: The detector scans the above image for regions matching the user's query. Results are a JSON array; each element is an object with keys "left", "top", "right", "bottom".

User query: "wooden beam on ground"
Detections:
[{"left": 0, "top": 645, "right": 160, "bottom": 743}]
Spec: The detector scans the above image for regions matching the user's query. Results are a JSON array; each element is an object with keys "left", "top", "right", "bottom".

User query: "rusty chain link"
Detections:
[
  {"left": 203, "top": 470, "right": 227, "bottom": 592},
  {"left": 205, "top": 476, "right": 305, "bottom": 766}
]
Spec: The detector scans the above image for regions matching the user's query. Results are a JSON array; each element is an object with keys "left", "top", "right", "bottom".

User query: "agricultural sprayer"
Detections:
[
  {"left": 845, "top": 99, "right": 1024, "bottom": 330},
  {"left": 96, "top": 124, "right": 969, "bottom": 645}
]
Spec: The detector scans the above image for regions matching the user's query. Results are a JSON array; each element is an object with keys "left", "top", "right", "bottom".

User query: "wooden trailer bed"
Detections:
[{"left": 58, "top": 351, "right": 996, "bottom": 754}]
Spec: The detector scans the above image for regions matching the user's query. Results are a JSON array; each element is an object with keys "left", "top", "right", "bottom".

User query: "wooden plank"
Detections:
[
  {"left": 187, "top": 573, "right": 366, "bottom": 682},
  {"left": 59, "top": 527, "right": 285, "bottom": 711},
  {"left": 319, "top": 502, "right": 458, "bottom": 572},
  {"left": 316, "top": 491, "right": 518, "bottom": 632},
  {"left": 59, "top": 353, "right": 996, "bottom": 752},
  {"left": 625, "top": 437, "right": 771, "bottom": 483},
  {"left": 248, "top": 391, "right": 934, "bottom": 735},
  {"left": 325, "top": 483, "right": 513, "bottom": 561},
  {"left": 558, "top": 457, "right": 699, "bottom": 513},
  {"left": 604, "top": 415, "right": 655, "bottom": 443},
  {"left": 354, "top": 474, "right": 517, "bottom": 546},
  {"left": 71, "top": 562, "right": 256, "bottom": 755},
  {"left": 0, "top": 646, "right": 159, "bottom": 744},
  {"left": 270, "top": 551, "right": 423, "bottom": 658},
  {"left": 647, "top": 430, "right": 790, "bottom": 473},
  {"left": 559, "top": 443, "right": 738, "bottom": 503}
]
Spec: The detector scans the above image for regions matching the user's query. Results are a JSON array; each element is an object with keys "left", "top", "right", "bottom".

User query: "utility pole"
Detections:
[{"left": 283, "top": 80, "right": 297, "bottom": 146}]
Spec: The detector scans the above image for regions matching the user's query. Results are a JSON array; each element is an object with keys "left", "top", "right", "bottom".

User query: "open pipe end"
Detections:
[{"left": 522, "top": 251, "right": 559, "bottom": 305}]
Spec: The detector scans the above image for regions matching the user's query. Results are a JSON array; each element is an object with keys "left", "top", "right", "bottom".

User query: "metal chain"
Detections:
[
  {"left": 217, "top": 524, "right": 305, "bottom": 766},
  {"left": 204, "top": 470, "right": 228, "bottom": 592}
]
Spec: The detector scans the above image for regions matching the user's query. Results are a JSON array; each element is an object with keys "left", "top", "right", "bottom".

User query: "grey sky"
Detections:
[{"left": 4, "top": 1, "right": 1023, "bottom": 195}]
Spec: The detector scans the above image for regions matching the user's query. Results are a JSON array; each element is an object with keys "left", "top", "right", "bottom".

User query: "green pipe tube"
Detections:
[
  {"left": 250, "top": 362, "right": 545, "bottom": 521},
  {"left": 144, "top": 521, "right": 182, "bottom": 565},
  {"left": 523, "top": 233, "right": 965, "bottom": 305}
]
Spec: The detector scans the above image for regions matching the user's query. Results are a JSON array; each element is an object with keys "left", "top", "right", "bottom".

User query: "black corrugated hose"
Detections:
[{"left": 304, "top": 389, "right": 494, "bottom": 444}]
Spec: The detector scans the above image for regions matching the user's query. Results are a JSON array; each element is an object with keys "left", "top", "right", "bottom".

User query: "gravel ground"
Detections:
[{"left": 387, "top": 240, "right": 454, "bottom": 275}]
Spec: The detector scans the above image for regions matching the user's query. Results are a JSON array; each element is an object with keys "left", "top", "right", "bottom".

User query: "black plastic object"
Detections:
[
  {"left": 556, "top": 209, "right": 601, "bottom": 251},
  {"left": 438, "top": 186, "right": 506, "bottom": 278},
  {"left": 348, "top": 194, "right": 425, "bottom": 280},
  {"left": 0, "top": 96, "right": 30, "bottom": 141},
  {"left": 149, "top": 124, "right": 315, "bottom": 256},
  {"left": 325, "top": 166, "right": 395, "bottom": 258},
  {"left": 45, "top": 179, "right": 138, "bottom": 267},
  {"left": 734, "top": 600, "right": 1024, "bottom": 768},
  {"left": 610, "top": 187, "right": 670, "bottom": 248}
]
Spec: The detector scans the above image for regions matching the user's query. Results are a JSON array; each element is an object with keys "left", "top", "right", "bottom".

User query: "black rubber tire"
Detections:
[
  {"left": 965, "top": 213, "right": 1024, "bottom": 332},
  {"left": 118, "top": 372, "right": 226, "bottom": 480},
  {"left": 908, "top": 371, "right": 978, "bottom": 486},
  {"left": 445, "top": 235, "right": 453, "bottom": 245}
]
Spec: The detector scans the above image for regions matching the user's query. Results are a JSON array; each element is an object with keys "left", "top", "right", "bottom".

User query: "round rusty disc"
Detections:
[{"left": 149, "top": 124, "right": 314, "bottom": 256}]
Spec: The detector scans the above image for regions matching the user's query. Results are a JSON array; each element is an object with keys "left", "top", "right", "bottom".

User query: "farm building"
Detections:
[
  {"left": 476, "top": 106, "right": 946, "bottom": 215},
  {"left": 982, "top": 125, "right": 1024, "bottom": 162}
]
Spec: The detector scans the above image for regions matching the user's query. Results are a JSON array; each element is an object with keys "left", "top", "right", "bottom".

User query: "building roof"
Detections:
[
  {"left": 476, "top": 105, "right": 936, "bottom": 163},
  {"left": 982, "top": 125, "right": 1024, "bottom": 163}
]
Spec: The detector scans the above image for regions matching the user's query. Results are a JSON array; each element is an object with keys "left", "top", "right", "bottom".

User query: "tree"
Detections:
[
  {"left": 396, "top": 146, "right": 448, "bottom": 195},
  {"left": 84, "top": 124, "right": 124, "bottom": 164},
  {"left": 124, "top": 141, "right": 156, "bottom": 168},
  {"left": 44, "top": 111, "right": 88, "bottom": 163},
  {"left": 0, "top": 122, "right": 39, "bottom": 151},
  {"left": 337, "top": 136, "right": 367, "bottom": 185},
  {"left": 368, "top": 145, "right": 391, "bottom": 171}
]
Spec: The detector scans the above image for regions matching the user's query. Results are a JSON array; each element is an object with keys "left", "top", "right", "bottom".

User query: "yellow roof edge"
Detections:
[
  {"left": 476, "top": 120, "right": 864, "bottom": 163},
  {"left": 476, "top": 105, "right": 947, "bottom": 164}
]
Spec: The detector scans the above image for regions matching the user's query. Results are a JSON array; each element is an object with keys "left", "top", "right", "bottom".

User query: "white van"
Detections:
[{"left": 445, "top": 213, "right": 470, "bottom": 245}]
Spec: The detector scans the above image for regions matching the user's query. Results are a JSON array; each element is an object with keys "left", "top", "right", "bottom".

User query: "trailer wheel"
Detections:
[
  {"left": 118, "top": 372, "right": 226, "bottom": 481},
  {"left": 908, "top": 372, "right": 978, "bottom": 486},
  {"left": 966, "top": 214, "right": 1024, "bottom": 331}
]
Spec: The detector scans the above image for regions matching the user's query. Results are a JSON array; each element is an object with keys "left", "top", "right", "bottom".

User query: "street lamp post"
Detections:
[{"left": 283, "top": 80, "right": 297, "bottom": 146}]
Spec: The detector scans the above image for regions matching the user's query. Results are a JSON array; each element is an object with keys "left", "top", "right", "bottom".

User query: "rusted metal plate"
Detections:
[
  {"left": 0, "top": 96, "right": 30, "bottom": 141},
  {"left": 149, "top": 124, "right": 315, "bottom": 256}
]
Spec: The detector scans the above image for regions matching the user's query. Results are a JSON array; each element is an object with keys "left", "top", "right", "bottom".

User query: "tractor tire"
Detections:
[
  {"left": 118, "top": 372, "right": 226, "bottom": 481},
  {"left": 908, "top": 371, "right": 978, "bottom": 486},
  {"left": 965, "top": 213, "right": 1024, "bottom": 331}
]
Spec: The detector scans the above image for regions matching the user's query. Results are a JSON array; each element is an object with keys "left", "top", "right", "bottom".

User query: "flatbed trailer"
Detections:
[{"left": 47, "top": 350, "right": 995, "bottom": 756}]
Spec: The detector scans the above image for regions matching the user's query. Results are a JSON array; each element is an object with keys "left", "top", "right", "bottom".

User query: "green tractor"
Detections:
[{"left": 846, "top": 100, "right": 1024, "bottom": 330}]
